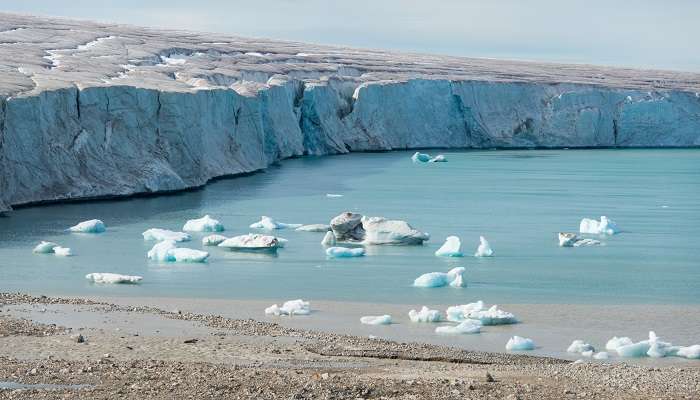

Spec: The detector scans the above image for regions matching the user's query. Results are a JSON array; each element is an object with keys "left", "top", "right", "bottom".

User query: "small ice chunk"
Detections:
[
  {"left": 147, "top": 240, "right": 208, "bottom": 262},
  {"left": 647, "top": 331, "right": 674, "bottom": 358},
  {"left": 218, "top": 234, "right": 281, "bottom": 251},
  {"left": 614, "top": 332, "right": 662, "bottom": 358},
  {"left": 413, "top": 267, "right": 466, "bottom": 288},
  {"left": 202, "top": 234, "right": 228, "bottom": 246},
  {"left": 581, "top": 350, "right": 594, "bottom": 357},
  {"left": 446, "top": 302, "right": 517, "bottom": 325},
  {"left": 572, "top": 238, "right": 602, "bottom": 247},
  {"left": 33, "top": 241, "right": 58, "bottom": 254},
  {"left": 68, "top": 219, "right": 105, "bottom": 233},
  {"left": 85, "top": 273, "right": 142, "bottom": 284},
  {"left": 326, "top": 193, "right": 343, "bottom": 198},
  {"left": 474, "top": 236, "right": 493, "bottom": 257},
  {"left": 428, "top": 154, "right": 447, "bottom": 162},
  {"left": 182, "top": 215, "right": 224, "bottom": 232},
  {"left": 676, "top": 345, "right": 700, "bottom": 359},
  {"left": 169, "top": 248, "right": 209, "bottom": 263},
  {"left": 408, "top": 306, "right": 442, "bottom": 322},
  {"left": 435, "top": 320, "right": 482, "bottom": 334},
  {"left": 558, "top": 232, "right": 578, "bottom": 247},
  {"left": 567, "top": 340, "right": 595, "bottom": 354},
  {"left": 321, "top": 231, "right": 336, "bottom": 246},
  {"left": 435, "top": 236, "right": 463, "bottom": 257},
  {"left": 506, "top": 336, "right": 535, "bottom": 351},
  {"left": 53, "top": 246, "right": 73, "bottom": 257},
  {"left": 147, "top": 240, "right": 178, "bottom": 261},
  {"left": 265, "top": 299, "right": 310, "bottom": 316},
  {"left": 579, "top": 216, "right": 619, "bottom": 235},
  {"left": 276, "top": 237, "right": 288, "bottom": 248},
  {"left": 361, "top": 216, "right": 429, "bottom": 245},
  {"left": 296, "top": 224, "right": 331, "bottom": 232},
  {"left": 411, "top": 152, "right": 431, "bottom": 163},
  {"left": 593, "top": 352, "right": 610, "bottom": 360},
  {"left": 360, "top": 315, "right": 392, "bottom": 325},
  {"left": 249, "top": 216, "right": 301, "bottom": 230},
  {"left": 605, "top": 336, "right": 633, "bottom": 351},
  {"left": 142, "top": 228, "right": 192, "bottom": 242},
  {"left": 326, "top": 246, "right": 365, "bottom": 258}
]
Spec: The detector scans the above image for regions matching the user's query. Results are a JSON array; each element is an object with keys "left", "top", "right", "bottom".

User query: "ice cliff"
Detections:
[{"left": 1, "top": 13, "right": 700, "bottom": 212}]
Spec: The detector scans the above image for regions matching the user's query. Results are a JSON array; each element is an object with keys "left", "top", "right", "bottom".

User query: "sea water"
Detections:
[{"left": 0, "top": 149, "right": 698, "bottom": 306}]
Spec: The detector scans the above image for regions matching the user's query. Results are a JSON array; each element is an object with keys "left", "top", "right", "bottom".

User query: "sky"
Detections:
[{"left": 3, "top": 0, "right": 699, "bottom": 72}]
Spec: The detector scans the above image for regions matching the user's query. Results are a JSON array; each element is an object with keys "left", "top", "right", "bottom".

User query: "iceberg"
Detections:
[
  {"left": 435, "top": 236, "right": 463, "bottom": 257},
  {"left": 573, "top": 238, "right": 602, "bottom": 247},
  {"left": 616, "top": 341, "right": 651, "bottom": 358},
  {"left": 249, "top": 216, "right": 301, "bottom": 230},
  {"left": 435, "top": 320, "right": 481, "bottom": 334},
  {"left": 605, "top": 336, "right": 633, "bottom": 351},
  {"left": 85, "top": 273, "right": 142, "bottom": 284},
  {"left": 202, "top": 234, "right": 228, "bottom": 246},
  {"left": 142, "top": 228, "right": 192, "bottom": 242},
  {"left": 579, "top": 216, "right": 620, "bottom": 235},
  {"left": 182, "top": 215, "right": 225, "bottom": 232},
  {"left": 413, "top": 267, "right": 466, "bottom": 288},
  {"left": 411, "top": 152, "right": 431, "bottom": 163},
  {"left": 593, "top": 352, "right": 610, "bottom": 360},
  {"left": 169, "top": 248, "right": 210, "bottom": 263},
  {"left": 408, "top": 306, "right": 442, "bottom": 323},
  {"left": 506, "top": 336, "right": 535, "bottom": 351},
  {"left": 474, "top": 236, "right": 493, "bottom": 257},
  {"left": 321, "top": 231, "right": 336, "bottom": 246},
  {"left": 265, "top": 299, "right": 310, "bottom": 316},
  {"left": 218, "top": 234, "right": 281, "bottom": 251},
  {"left": 276, "top": 237, "right": 288, "bottom": 248},
  {"left": 446, "top": 302, "right": 517, "bottom": 325},
  {"left": 676, "top": 345, "right": 700, "bottom": 359},
  {"left": 558, "top": 232, "right": 578, "bottom": 247},
  {"left": 326, "top": 246, "right": 365, "bottom": 258},
  {"left": 296, "top": 224, "right": 331, "bottom": 232},
  {"left": 330, "top": 212, "right": 365, "bottom": 241},
  {"left": 33, "top": 241, "right": 58, "bottom": 254},
  {"left": 428, "top": 154, "right": 447, "bottom": 162},
  {"left": 567, "top": 340, "right": 595, "bottom": 354},
  {"left": 361, "top": 216, "right": 429, "bottom": 245},
  {"left": 326, "top": 194, "right": 344, "bottom": 198},
  {"left": 68, "top": 219, "right": 106, "bottom": 233},
  {"left": 147, "top": 240, "right": 209, "bottom": 262},
  {"left": 53, "top": 246, "right": 73, "bottom": 257},
  {"left": 360, "top": 315, "right": 392, "bottom": 325}
]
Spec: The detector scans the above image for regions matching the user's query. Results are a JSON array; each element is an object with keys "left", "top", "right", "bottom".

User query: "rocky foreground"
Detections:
[{"left": 1, "top": 293, "right": 698, "bottom": 399}]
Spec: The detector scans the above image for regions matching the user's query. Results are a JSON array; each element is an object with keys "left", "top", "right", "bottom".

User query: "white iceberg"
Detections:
[
  {"left": 147, "top": 240, "right": 209, "bottom": 263},
  {"left": 593, "top": 352, "right": 610, "bottom": 360},
  {"left": 182, "top": 215, "right": 224, "bottom": 232},
  {"left": 579, "top": 216, "right": 620, "bottom": 235},
  {"left": 446, "top": 301, "right": 517, "bottom": 325},
  {"left": 573, "top": 238, "right": 602, "bottom": 247},
  {"left": 249, "top": 216, "right": 301, "bottom": 230},
  {"left": 321, "top": 231, "right": 336, "bottom": 246},
  {"left": 53, "top": 246, "right": 73, "bottom": 257},
  {"left": 330, "top": 212, "right": 365, "bottom": 241},
  {"left": 428, "top": 154, "right": 447, "bottom": 162},
  {"left": 218, "top": 234, "right": 281, "bottom": 251},
  {"left": 265, "top": 299, "right": 310, "bottom": 316},
  {"left": 559, "top": 233, "right": 602, "bottom": 247},
  {"left": 506, "top": 336, "right": 535, "bottom": 351},
  {"left": 85, "top": 273, "right": 142, "bottom": 284},
  {"left": 326, "top": 246, "right": 365, "bottom": 258},
  {"left": 296, "top": 224, "right": 331, "bottom": 232},
  {"left": 33, "top": 241, "right": 58, "bottom": 254},
  {"left": 676, "top": 345, "right": 700, "bottom": 359},
  {"left": 408, "top": 306, "right": 442, "bottom": 323},
  {"left": 362, "top": 216, "right": 429, "bottom": 245},
  {"left": 411, "top": 152, "right": 431, "bottom": 163},
  {"left": 474, "top": 236, "right": 493, "bottom": 257},
  {"left": 605, "top": 336, "right": 633, "bottom": 351},
  {"left": 567, "top": 340, "right": 595, "bottom": 354},
  {"left": 202, "top": 234, "right": 228, "bottom": 246},
  {"left": 276, "top": 237, "right": 288, "bottom": 248},
  {"left": 68, "top": 219, "right": 105, "bottom": 233},
  {"left": 326, "top": 193, "right": 344, "bottom": 198},
  {"left": 142, "top": 228, "right": 191, "bottom": 242},
  {"left": 169, "top": 248, "right": 210, "bottom": 263},
  {"left": 360, "top": 315, "right": 392, "bottom": 325},
  {"left": 435, "top": 236, "right": 463, "bottom": 257},
  {"left": 435, "top": 320, "right": 481, "bottom": 334},
  {"left": 413, "top": 267, "right": 466, "bottom": 288},
  {"left": 616, "top": 341, "right": 651, "bottom": 358}
]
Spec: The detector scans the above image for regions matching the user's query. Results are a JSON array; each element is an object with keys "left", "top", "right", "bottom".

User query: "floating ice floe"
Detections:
[
  {"left": 677, "top": 345, "right": 700, "bottom": 359},
  {"left": 85, "top": 273, "right": 142, "bottom": 284},
  {"left": 593, "top": 352, "right": 610, "bottom": 360},
  {"left": 142, "top": 228, "right": 192, "bottom": 242},
  {"left": 361, "top": 216, "right": 429, "bottom": 245},
  {"left": 330, "top": 212, "right": 365, "bottom": 241},
  {"left": 249, "top": 216, "right": 301, "bottom": 230},
  {"left": 321, "top": 231, "right": 336, "bottom": 246},
  {"left": 276, "top": 237, "right": 288, "bottom": 248},
  {"left": 607, "top": 331, "right": 699, "bottom": 359},
  {"left": 411, "top": 152, "right": 431, "bottom": 163},
  {"left": 605, "top": 336, "right": 633, "bottom": 351},
  {"left": 408, "top": 306, "right": 442, "bottom": 323},
  {"left": 326, "top": 193, "right": 343, "bottom": 198},
  {"left": 68, "top": 219, "right": 105, "bottom": 233},
  {"left": 567, "top": 340, "right": 595, "bottom": 354},
  {"left": 202, "top": 234, "right": 228, "bottom": 246},
  {"left": 579, "top": 216, "right": 620, "bottom": 235},
  {"left": 435, "top": 320, "right": 482, "bottom": 334},
  {"left": 33, "top": 241, "right": 58, "bottom": 254},
  {"left": 558, "top": 232, "right": 602, "bottom": 247},
  {"left": 360, "top": 315, "right": 392, "bottom": 325},
  {"left": 474, "top": 236, "right": 493, "bottom": 257},
  {"left": 296, "top": 224, "right": 331, "bottom": 232},
  {"left": 446, "top": 301, "right": 518, "bottom": 325},
  {"left": 506, "top": 336, "right": 535, "bottom": 351},
  {"left": 265, "top": 299, "right": 310, "bottom": 316},
  {"left": 326, "top": 246, "right": 365, "bottom": 258},
  {"left": 218, "top": 234, "right": 281, "bottom": 252},
  {"left": 53, "top": 246, "right": 73, "bottom": 257},
  {"left": 182, "top": 215, "right": 224, "bottom": 232},
  {"left": 435, "top": 236, "right": 463, "bottom": 257},
  {"left": 147, "top": 240, "right": 209, "bottom": 263},
  {"left": 428, "top": 154, "right": 447, "bottom": 162},
  {"left": 413, "top": 267, "right": 466, "bottom": 288}
]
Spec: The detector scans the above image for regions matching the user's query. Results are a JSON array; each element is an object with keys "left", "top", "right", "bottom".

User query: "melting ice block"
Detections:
[
  {"left": 147, "top": 240, "right": 209, "bottom": 262},
  {"left": 218, "top": 234, "right": 281, "bottom": 251},
  {"left": 326, "top": 246, "right": 365, "bottom": 258},
  {"left": 428, "top": 154, "right": 447, "bottom": 162},
  {"left": 321, "top": 231, "right": 336, "bottom": 246},
  {"left": 593, "top": 352, "right": 610, "bottom": 360},
  {"left": 183, "top": 215, "right": 224, "bottom": 232},
  {"left": 33, "top": 241, "right": 58, "bottom": 254},
  {"left": 68, "top": 219, "right": 105, "bottom": 233},
  {"left": 506, "top": 336, "right": 535, "bottom": 351},
  {"left": 362, "top": 216, "right": 429, "bottom": 245},
  {"left": 411, "top": 152, "right": 431, "bottom": 163},
  {"left": 249, "top": 216, "right": 301, "bottom": 230},
  {"left": 435, "top": 320, "right": 481, "bottom": 334},
  {"left": 677, "top": 345, "right": 700, "bottom": 359},
  {"left": 605, "top": 336, "right": 633, "bottom": 351},
  {"left": 142, "top": 228, "right": 192, "bottom": 242},
  {"left": 85, "top": 273, "right": 142, "bottom": 284},
  {"left": 360, "top": 315, "right": 392, "bottom": 325},
  {"left": 567, "top": 340, "right": 595, "bottom": 354},
  {"left": 435, "top": 236, "right": 463, "bottom": 257},
  {"left": 413, "top": 267, "right": 466, "bottom": 288},
  {"left": 408, "top": 306, "right": 442, "bottom": 323},
  {"left": 579, "top": 216, "right": 620, "bottom": 235},
  {"left": 296, "top": 224, "right": 331, "bottom": 232},
  {"left": 53, "top": 246, "right": 73, "bottom": 257},
  {"left": 202, "top": 234, "right": 228, "bottom": 246},
  {"left": 446, "top": 301, "right": 517, "bottom": 325},
  {"left": 474, "top": 236, "right": 493, "bottom": 257},
  {"left": 265, "top": 299, "right": 310, "bottom": 316}
]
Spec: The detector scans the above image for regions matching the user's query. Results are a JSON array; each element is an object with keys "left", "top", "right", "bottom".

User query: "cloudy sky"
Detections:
[{"left": 4, "top": 0, "right": 699, "bottom": 72}]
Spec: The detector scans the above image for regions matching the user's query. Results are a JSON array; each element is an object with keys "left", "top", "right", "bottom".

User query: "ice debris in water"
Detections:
[
  {"left": 411, "top": 152, "right": 431, "bottom": 163},
  {"left": 506, "top": 336, "right": 535, "bottom": 351},
  {"left": 428, "top": 154, "right": 447, "bottom": 162},
  {"left": 446, "top": 301, "right": 518, "bottom": 325},
  {"left": 408, "top": 306, "right": 442, "bottom": 323},
  {"left": 326, "top": 246, "right": 365, "bottom": 258},
  {"left": 607, "top": 331, "right": 700, "bottom": 359},
  {"left": 182, "top": 215, "right": 225, "bottom": 232},
  {"left": 147, "top": 240, "right": 209, "bottom": 263},
  {"left": 296, "top": 224, "right": 331, "bottom": 232},
  {"left": 85, "top": 273, "right": 142, "bottom": 284},
  {"left": 276, "top": 237, "right": 288, "bottom": 248},
  {"left": 218, "top": 234, "right": 281, "bottom": 251},
  {"left": 68, "top": 219, "right": 105, "bottom": 233},
  {"left": 249, "top": 216, "right": 301, "bottom": 230},
  {"left": 579, "top": 216, "right": 620, "bottom": 235},
  {"left": 558, "top": 233, "right": 602, "bottom": 247},
  {"left": 474, "top": 236, "right": 493, "bottom": 257},
  {"left": 142, "top": 228, "right": 192, "bottom": 242},
  {"left": 33, "top": 241, "right": 58, "bottom": 254},
  {"left": 321, "top": 231, "right": 336, "bottom": 246},
  {"left": 435, "top": 236, "right": 463, "bottom": 257},
  {"left": 360, "top": 315, "right": 392, "bottom": 325},
  {"left": 361, "top": 216, "right": 430, "bottom": 245},
  {"left": 605, "top": 336, "right": 633, "bottom": 351},
  {"left": 413, "top": 267, "right": 466, "bottom": 288},
  {"left": 326, "top": 193, "right": 344, "bottom": 198},
  {"left": 435, "top": 320, "right": 482, "bottom": 334},
  {"left": 202, "top": 234, "right": 228, "bottom": 246},
  {"left": 593, "top": 352, "right": 610, "bottom": 360},
  {"left": 567, "top": 340, "right": 595, "bottom": 354},
  {"left": 677, "top": 345, "right": 700, "bottom": 359},
  {"left": 53, "top": 246, "right": 73, "bottom": 257},
  {"left": 265, "top": 299, "right": 310, "bottom": 316}
]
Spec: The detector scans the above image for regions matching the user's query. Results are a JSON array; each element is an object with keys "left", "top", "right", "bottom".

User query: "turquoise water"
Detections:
[{"left": 1, "top": 149, "right": 698, "bottom": 305}]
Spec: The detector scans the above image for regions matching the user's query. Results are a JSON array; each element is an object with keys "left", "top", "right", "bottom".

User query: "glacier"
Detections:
[{"left": 0, "top": 13, "right": 699, "bottom": 213}]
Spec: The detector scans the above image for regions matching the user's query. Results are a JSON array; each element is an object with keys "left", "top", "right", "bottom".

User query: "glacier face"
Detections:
[{"left": 0, "top": 14, "right": 699, "bottom": 212}]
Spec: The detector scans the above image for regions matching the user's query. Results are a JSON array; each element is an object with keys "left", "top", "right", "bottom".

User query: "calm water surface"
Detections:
[{"left": 1, "top": 149, "right": 698, "bottom": 305}]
